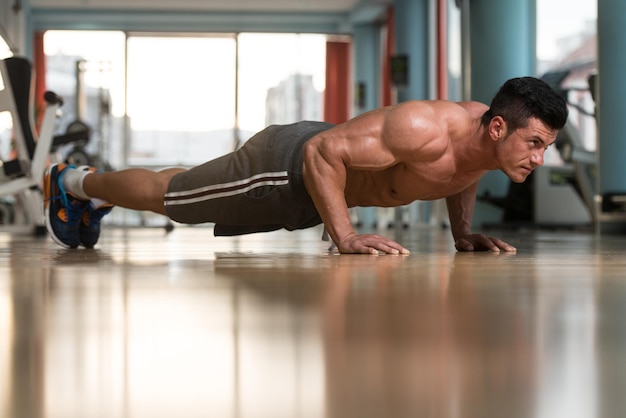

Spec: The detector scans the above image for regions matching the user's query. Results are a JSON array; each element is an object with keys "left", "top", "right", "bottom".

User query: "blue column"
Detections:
[
  {"left": 469, "top": 0, "right": 536, "bottom": 226},
  {"left": 391, "top": 0, "right": 431, "bottom": 228},
  {"left": 470, "top": 0, "right": 535, "bottom": 103},
  {"left": 353, "top": 24, "right": 380, "bottom": 114},
  {"left": 597, "top": 0, "right": 626, "bottom": 199},
  {"left": 394, "top": 0, "right": 430, "bottom": 102},
  {"left": 353, "top": 23, "right": 381, "bottom": 227}
]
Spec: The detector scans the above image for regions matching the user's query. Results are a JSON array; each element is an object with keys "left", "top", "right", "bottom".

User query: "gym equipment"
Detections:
[
  {"left": 531, "top": 67, "right": 595, "bottom": 226},
  {"left": 0, "top": 56, "right": 63, "bottom": 234},
  {"left": 533, "top": 165, "right": 591, "bottom": 225},
  {"left": 547, "top": 68, "right": 626, "bottom": 224},
  {"left": 56, "top": 59, "right": 112, "bottom": 172},
  {"left": 584, "top": 73, "right": 626, "bottom": 221}
]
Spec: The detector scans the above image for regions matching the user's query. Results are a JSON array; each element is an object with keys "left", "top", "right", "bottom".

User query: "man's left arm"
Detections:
[{"left": 445, "top": 182, "right": 517, "bottom": 252}]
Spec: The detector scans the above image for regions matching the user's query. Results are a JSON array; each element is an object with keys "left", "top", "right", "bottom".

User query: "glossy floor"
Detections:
[{"left": 1, "top": 225, "right": 626, "bottom": 418}]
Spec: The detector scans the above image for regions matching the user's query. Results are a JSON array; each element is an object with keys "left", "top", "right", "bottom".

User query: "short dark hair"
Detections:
[{"left": 481, "top": 77, "right": 569, "bottom": 131}]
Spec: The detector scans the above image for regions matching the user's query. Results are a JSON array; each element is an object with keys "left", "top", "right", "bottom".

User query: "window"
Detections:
[
  {"left": 0, "top": 35, "right": 11, "bottom": 60},
  {"left": 537, "top": 0, "right": 597, "bottom": 155},
  {"left": 44, "top": 31, "right": 327, "bottom": 168},
  {"left": 126, "top": 34, "right": 237, "bottom": 166}
]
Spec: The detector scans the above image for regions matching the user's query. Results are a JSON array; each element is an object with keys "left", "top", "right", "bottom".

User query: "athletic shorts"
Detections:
[{"left": 164, "top": 121, "right": 335, "bottom": 236}]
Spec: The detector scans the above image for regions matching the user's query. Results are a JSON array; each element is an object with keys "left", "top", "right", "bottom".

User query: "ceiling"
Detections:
[
  {"left": 29, "top": 0, "right": 390, "bottom": 13},
  {"left": 28, "top": 0, "right": 393, "bottom": 33}
]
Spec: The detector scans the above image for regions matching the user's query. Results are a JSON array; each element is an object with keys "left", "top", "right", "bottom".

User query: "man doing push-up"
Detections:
[{"left": 43, "top": 76, "right": 568, "bottom": 254}]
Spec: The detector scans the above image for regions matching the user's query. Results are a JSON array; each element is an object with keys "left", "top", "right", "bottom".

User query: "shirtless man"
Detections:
[{"left": 43, "top": 76, "right": 568, "bottom": 254}]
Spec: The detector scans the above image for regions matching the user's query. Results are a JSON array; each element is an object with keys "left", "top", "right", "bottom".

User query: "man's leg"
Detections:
[
  {"left": 82, "top": 167, "right": 186, "bottom": 215},
  {"left": 44, "top": 164, "right": 186, "bottom": 249}
]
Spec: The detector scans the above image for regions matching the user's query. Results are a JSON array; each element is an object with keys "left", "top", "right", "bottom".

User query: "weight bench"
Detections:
[{"left": 0, "top": 56, "right": 63, "bottom": 234}]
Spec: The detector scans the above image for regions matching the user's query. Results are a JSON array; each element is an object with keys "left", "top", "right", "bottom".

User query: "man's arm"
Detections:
[
  {"left": 302, "top": 107, "right": 415, "bottom": 255},
  {"left": 302, "top": 129, "right": 410, "bottom": 255},
  {"left": 446, "top": 183, "right": 517, "bottom": 252},
  {"left": 302, "top": 132, "right": 356, "bottom": 251}
]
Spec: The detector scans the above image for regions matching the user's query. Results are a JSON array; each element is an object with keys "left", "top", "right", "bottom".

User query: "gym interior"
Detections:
[{"left": 2, "top": 1, "right": 625, "bottom": 417}]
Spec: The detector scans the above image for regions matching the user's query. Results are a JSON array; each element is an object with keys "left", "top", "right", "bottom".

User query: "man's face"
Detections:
[{"left": 496, "top": 117, "right": 559, "bottom": 183}]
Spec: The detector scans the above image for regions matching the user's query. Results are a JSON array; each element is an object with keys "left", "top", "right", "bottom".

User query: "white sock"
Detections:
[
  {"left": 61, "top": 167, "right": 91, "bottom": 200},
  {"left": 90, "top": 198, "right": 112, "bottom": 209},
  {"left": 61, "top": 166, "right": 113, "bottom": 207}
]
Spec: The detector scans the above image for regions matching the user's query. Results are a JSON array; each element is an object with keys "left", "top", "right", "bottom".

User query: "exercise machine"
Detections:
[
  {"left": 546, "top": 68, "right": 626, "bottom": 225},
  {"left": 0, "top": 56, "right": 63, "bottom": 234},
  {"left": 534, "top": 67, "right": 596, "bottom": 226},
  {"left": 55, "top": 59, "right": 112, "bottom": 171}
]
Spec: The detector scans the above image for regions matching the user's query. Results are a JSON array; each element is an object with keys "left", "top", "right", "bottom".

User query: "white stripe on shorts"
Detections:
[{"left": 164, "top": 171, "right": 289, "bottom": 207}]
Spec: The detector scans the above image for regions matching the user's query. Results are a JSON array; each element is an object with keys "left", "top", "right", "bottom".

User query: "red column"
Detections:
[
  {"left": 382, "top": 6, "right": 395, "bottom": 107},
  {"left": 436, "top": 0, "right": 448, "bottom": 100},
  {"left": 324, "top": 40, "right": 351, "bottom": 124}
]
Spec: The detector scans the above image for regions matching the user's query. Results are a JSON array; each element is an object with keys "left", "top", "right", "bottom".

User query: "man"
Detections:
[{"left": 44, "top": 77, "right": 568, "bottom": 254}]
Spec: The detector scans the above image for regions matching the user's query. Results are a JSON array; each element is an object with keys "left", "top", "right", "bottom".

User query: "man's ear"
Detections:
[{"left": 489, "top": 116, "right": 507, "bottom": 141}]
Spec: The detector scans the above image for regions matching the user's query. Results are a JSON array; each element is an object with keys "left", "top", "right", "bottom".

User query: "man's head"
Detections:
[
  {"left": 481, "top": 77, "right": 569, "bottom": 131},
  {"left": 483, "top": 77, "right": 569, "bottom": 183}
]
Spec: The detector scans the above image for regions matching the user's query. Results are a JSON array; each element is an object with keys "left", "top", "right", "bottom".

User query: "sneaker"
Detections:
[
  {"left": 43, "top": 163, "right": 89, "bottom": 249},
  {"left": 80, "top": 203, "right": 113, "bottom": 248}
]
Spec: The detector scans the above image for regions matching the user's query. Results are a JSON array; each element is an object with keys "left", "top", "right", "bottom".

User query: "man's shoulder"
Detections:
[
  {"left": 393, "top": 100, "right": 487, "bottom": 119},
  {"left": 455, "top": 100, "right": 489, "bottom": 117}
]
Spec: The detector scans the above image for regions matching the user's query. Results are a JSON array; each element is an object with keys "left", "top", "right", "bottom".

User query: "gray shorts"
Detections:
[{"left": 164, "top": 121, "right": 335, "bottom": 236}]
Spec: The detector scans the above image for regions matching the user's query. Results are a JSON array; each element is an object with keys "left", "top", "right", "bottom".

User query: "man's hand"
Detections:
[
  {"left": 454, "top": 234, "right": 517, "bottom": 253},
  {"left": 337, "top": 233, "right": 411, "bottom": 255}
]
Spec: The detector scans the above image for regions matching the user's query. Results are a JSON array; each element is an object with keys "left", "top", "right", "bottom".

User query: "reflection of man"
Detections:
[
  {"left": 321, "top": 252, "right": 539, "bottom": 417},
  {"left": 44, "top": 77, "right": 567, "bottom": 253}
]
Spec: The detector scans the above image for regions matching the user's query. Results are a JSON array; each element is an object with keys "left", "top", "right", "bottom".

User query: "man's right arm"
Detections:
[
  {"left": 301, "top": 111, "right": 413, "bottom": 255},
  {"left": 302, "top": 131, "right": 410, "bottom": 255},
  {"left": 302, "top": 101, "right": 448, "bottom": 254},
  {"left": 301, "top": 134, "right": 355, "bottom": 250}
]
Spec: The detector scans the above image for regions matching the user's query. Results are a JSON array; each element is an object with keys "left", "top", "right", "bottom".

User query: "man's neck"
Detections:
[{"left": 453, "top": 121, "right": 498, "bottom": 172}]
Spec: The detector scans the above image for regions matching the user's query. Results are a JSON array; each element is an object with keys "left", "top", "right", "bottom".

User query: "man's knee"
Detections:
[{"left": 157, "top": 168, "right": 186, "bottom": 191}]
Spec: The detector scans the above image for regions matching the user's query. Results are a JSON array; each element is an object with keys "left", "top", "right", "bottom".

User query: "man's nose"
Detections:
[{"left": 530, "top": 150, "right": 545, "bottom": 167}]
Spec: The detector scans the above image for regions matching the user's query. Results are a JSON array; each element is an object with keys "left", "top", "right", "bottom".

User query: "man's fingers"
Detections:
[
  {"left": 494, "top": 239, "right": 517, "bottom": 252},
  {"left": 484, "top": 236, "right": 517, "bottom": 252},
  {"left": 482, "top": 236, "right": 500, "bottom": 252},
  {"left": 361, "top": 241, "right": 407, "bottom": 255},
  {"left": 373, "top": 238, "right": 411, "bottom": 255},
  {"left": 455, "top": 239, "right": 474, "bottom": 252},
  {"left": 340, "top": 234, "right": 410, "bottom": 255},
  {"left": 456, "top": 235, "right": 517, "bottom": 253}
]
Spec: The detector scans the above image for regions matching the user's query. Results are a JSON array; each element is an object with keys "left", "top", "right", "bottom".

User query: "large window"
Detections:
[
  {"left": 537, "top": 0, "right": 596, "bottom": 73},
  {"left": 126, "top": 34, "right": 237, "bottom": 166},
  {"left": 44, "top": 31, "right": 126, "bottom": 168},
  {"left": 44, "top": 31, "right": 326, "bottom": 169},
  {"left": 237, "top": 33, "right": 325, "bottom": 134},
  {"left": 536, "top": 0, "right": 597, "bottom": 158}
]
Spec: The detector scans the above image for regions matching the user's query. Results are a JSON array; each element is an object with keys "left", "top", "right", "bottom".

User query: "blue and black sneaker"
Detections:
[
  {"left": 44, "top": 163, "right": 89, "bottom": 249},
  {"left": 75, "top": 166, "right": 114, "bottom": 248},
  {"left": 80, "top": 202, "right": 113, "bottom": 248}
]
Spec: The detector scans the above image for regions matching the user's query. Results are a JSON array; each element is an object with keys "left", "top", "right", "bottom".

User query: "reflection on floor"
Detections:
[{"left": 1, "top": 224, "right": 626, "bottom": 418}]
